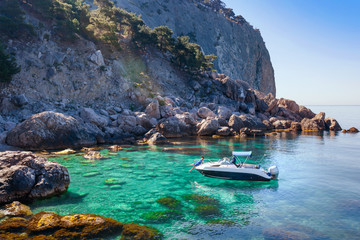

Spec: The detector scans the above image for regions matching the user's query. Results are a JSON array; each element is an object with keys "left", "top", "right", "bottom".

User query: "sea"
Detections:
[{"left": 30, "top": 106, "right": 360, "bottom": 239}]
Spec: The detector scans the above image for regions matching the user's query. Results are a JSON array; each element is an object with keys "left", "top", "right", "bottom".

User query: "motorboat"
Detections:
[{"left": 195, "top": 151, "right": 279, "bottom": 181}]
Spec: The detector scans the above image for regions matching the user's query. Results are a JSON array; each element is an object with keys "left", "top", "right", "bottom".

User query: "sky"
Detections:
[{"left": 222, "top": 0, "right": 360, "bottom": 105}]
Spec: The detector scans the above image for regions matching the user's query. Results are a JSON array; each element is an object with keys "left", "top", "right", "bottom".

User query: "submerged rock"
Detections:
[
  {"left": 142, "top": 210, "right": 184, "bottom": 223},
  {"left": 195, "top": 205, "right": 221, "bottom": 218},
  {"left": 156, "top": 197, "right": 181, "bottom": 209},
  {"left": 6, "top": 111, "right": 99, "bottom": 150},
  {"left": 0, "top": 151, "right": 70, "bottom": 204}
]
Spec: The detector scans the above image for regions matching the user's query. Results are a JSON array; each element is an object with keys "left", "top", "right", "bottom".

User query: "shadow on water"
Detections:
[{"left": 31, "top": 191, "right": 89, "bottom": 208}]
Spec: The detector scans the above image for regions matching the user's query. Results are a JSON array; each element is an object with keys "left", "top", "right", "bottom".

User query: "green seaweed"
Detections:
[
  {"left": 183, "top": 194, "right": 219, "bottom": 205},
  {"left": 156, "top": 197, "right": 181, "bottom": 209},
  {"left": 141, "top": 210, "right": 184, "bottom": 223},
  {"left": 195, "top": 205, "right": 221, "bottom": 218},
  {"left": 207, "top": 219, "right": 236, "bottom": 226}
]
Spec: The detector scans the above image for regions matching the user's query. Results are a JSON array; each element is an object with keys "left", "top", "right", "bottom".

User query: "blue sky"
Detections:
[{"left": 222, "top": 0, "right": 360, "bottom": 105}]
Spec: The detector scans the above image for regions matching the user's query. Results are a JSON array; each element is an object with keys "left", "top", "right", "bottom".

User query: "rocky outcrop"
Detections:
[
  {"left": 325, "top": 118, "right": 342, "bottom": 131},
  {"left": 6, "top": 111, "right": 100, "bottom": 150},
  {"left": 0, "top": 203, "right": 162, "bottom": 240},
  {"left": 0, "top": 151, "right": 70, "bottom": 204},
  {"left": 342, "top": 127, "right": 359, "bottom": 133}
]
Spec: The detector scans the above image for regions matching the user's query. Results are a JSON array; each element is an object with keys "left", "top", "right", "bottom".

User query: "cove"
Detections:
[{"left": 30, "top": 132, "right": 360, "bottom": 239}]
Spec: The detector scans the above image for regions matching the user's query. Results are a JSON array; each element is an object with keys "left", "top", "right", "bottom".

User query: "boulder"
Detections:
[
  {"left": 0, "top": 201, "right": 33, "bottom": 217},
  {"left": 313, "top": 112, "right": 326, "bottom": 121},
  {"left": 156, "top": 118, "right": 189, "bottom": 138},
  {"left": 217, "top": 106, "right": 232, "bottom": 120},
  {"left": 262, "top": 120, "right": 273, "bottom": 130},
  {"left": 80, "top": 108, "right": 108, "bottom": 128},
  {"left": 278, "top": 98, "right": 299, "bottom": 113},
  {"left": 299, "top": 106, "right": 316, "bottom": 119},
  {"left": 301, "top": 118, "right": 325, "bottom": 131},
  {"left": 89, "top": 50, "right": 105, "bottom": 66},
  {"left": 325, "top": 118, "right": 342, "bottom": 131},
  {"left": 239, "top": 114, "right": 267, "bottom": 129},
  {"left": 240, "top": 127, "right": 265, "bottom": 137},
  {"left": 197, "top": 107, "right": 216, "bottom": 119},
  {"left": 145, "top": 100, "right": 161, "bottom": 119},
  {"left": 160, "top": 105, "right": 175, "bottom": 118},
  {"left": 0, "top": 98, "right": 17, "bottom": 114},
  {"left": 342, "top": 127, "right": 359, "bottom": 133},
  {"left": 216, "top": 126, "right": 231, "bottom": 136},
  {"left": 119, "top": 115, "right": 137, "bottom": 128},
  {"left": 148, "top": 132, "right": 168, "bottom": 145},
  {"left": 255, "top": 99, "right": 269, "bottom": 113},
  {"left": 272, "top": 120, "right": 292, "bottom": 129},
  {"left": 0, "top": 151, "right": 70, "bottom": 204},
  {"left": 228, "top": 114, "right": 244, "bottom": 132},
  {"left": 136, "top": 113, "right": 154, "bottom": 130},
  {"left": 290, "top": 122, "right": 302, "bottom": 131},
  {"left": 6, "top": 111, "right": 99, "bottom": 150},
  {"left": 11, "top": 94, "right": 29, "bottom": 107},
  {"left": 197, "top": 119, "right": 219, "bottom": 136},
  {"left": 129, "top": 125, "right": 148, "bottom": 136}
]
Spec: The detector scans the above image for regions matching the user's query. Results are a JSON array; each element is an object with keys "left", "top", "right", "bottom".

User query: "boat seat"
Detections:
[{"left": 242, "top": 164, "right": 260, "bottom": 169}]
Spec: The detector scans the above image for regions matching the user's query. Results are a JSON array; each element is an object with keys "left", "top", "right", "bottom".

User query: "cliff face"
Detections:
[{"left": 113, "top": 0, "right": 276, "bottom": 95}]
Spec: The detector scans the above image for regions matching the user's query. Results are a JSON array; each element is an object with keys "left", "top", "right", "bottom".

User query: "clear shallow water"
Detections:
[{"left": 30, "top": 107, "right": 360, "bottom": 240}]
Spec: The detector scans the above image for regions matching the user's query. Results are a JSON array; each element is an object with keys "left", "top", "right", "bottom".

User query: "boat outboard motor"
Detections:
[{"left": 268, "top": 166, "right": 279, "bottom": 179}]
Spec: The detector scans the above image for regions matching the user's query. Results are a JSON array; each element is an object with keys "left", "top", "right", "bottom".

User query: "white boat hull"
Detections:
[{"left": 195, "top": 163, "right": 271, "bottom": 181}]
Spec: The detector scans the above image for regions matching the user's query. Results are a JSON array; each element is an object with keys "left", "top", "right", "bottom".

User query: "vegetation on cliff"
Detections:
[
  {"left": 0, "top": 0, "right": 216, "bottom": 83},
  {"left": 0, "top": 44, "right": 20, "bottom": 83}
]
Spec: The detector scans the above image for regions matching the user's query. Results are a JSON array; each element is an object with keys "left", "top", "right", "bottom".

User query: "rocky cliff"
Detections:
[
  {"left": 111, "top": 0, "right": 276, "bottom": 95},
  {"left": 0, "top": 0, "right": 341, "bottom": 151}
]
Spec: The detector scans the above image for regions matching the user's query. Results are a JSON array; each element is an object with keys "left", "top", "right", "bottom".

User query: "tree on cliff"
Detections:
[
  {"left": 0, "top": 0, "right": 34, "bottom": 38},
  {"left": 154, "top": 26, "right": 175, "bottom": 52},
  {"left": 0, "top": 43, "right": 20, "bottom": 83}
]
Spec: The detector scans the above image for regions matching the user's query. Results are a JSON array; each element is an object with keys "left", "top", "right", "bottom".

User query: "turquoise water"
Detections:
[{"left": 30, "top": 107, "right": 360, "bottom": 239}]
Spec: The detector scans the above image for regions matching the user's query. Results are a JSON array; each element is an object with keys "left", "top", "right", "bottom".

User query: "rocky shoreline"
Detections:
[
  {"left": 1, "top": 72, "right": 343, "bottom": 151},
  {"left": 2, "top": 76, "right": 342, "bottom": 150}
]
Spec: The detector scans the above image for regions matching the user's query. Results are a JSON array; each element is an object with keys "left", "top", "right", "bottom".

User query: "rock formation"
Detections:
[
  {"left": 115, "top": 0, "right": 276, "bottom": 95},
  {"left": 0, "top": 151, "right": 70, "bottom": 204},
  {"left": 0, "top": 202, "right": 161, "bottom": 240},
  {"left": 6, "top": 111, "right": 100, "bottom": 150}
]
